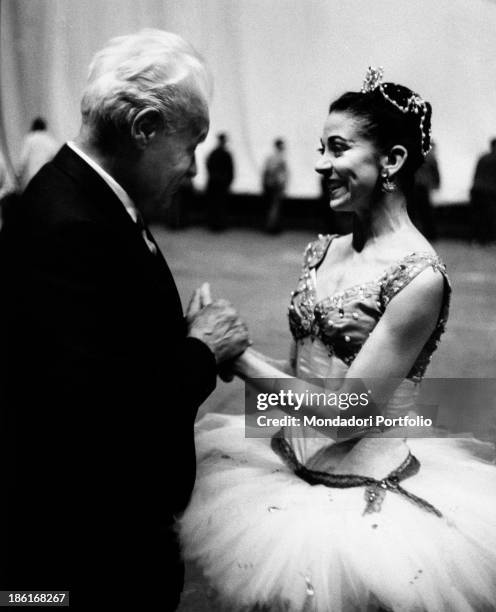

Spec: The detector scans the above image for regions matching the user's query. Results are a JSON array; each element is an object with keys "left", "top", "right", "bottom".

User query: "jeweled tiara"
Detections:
[{"left": 361, "top": 66, "right": 431, "bottom": 157}]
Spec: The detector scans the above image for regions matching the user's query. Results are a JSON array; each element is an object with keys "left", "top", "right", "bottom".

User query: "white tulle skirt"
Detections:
[{"left": 179, "top": 413, "right": 496, "bottom": 612}]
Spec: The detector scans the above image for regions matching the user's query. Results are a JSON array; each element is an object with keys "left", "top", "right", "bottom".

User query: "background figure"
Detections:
[
  {"left": 409, "top": 140, "right": 440, "bottom": 240},
  {"left": 166, "top": 176, "right": 196, "bottom": 229},
  {"left": 0, "top": 150, "right": 18, "bottom": 227},
  {"left": 206, "top": 132, "right": 234, "bottom": 230},
  {"left": 0, "top": 150, "right": 13, "bottom": 201},
  {"left": 263, "top": 138, "right": 288, "bottom": 233},
  {"left": 17, "top": 117, "right": 58, "bottom": 191},
  {"left": 470, "top": 138, "right": 496, "bottom": 244}
]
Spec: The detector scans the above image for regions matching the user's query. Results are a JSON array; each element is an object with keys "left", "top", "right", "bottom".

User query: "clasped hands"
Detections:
[{"left": 186, "top": 282, "right": 250, "bottom": 380}]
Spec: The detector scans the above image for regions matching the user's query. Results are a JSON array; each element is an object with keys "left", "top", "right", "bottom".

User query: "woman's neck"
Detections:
[{"left": 352, "top": 192, "right": 413, "bottom": 252}]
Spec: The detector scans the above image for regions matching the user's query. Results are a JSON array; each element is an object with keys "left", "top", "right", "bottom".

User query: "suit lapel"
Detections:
[{"left": 52, "top": 145, "right": 183, "bottom": 313}]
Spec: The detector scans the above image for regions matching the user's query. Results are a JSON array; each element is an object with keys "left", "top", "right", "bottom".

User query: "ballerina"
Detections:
[{"left": 179, "top": 67, "right": 496, "bottom": 612}]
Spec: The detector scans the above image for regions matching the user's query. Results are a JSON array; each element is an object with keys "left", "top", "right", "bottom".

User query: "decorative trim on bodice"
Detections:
[{"left": 288, "top": 234, "right": 451, "bottom": 381}]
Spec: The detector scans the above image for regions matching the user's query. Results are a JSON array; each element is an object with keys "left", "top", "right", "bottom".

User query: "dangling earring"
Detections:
[{"left": 381, "top": 170, "right": 396, "bottom": 193}]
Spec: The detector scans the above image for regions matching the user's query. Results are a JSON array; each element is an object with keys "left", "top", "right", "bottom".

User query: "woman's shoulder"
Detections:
[
  {"left": 361, "top": 230, "right": 448, "bottom": 307},
  {"left": 381, "top": 246, "right": 449, "bottom": 309},
  {"left": 376, "top": 229, "right": 441, "bottom": 272},
  {"left": 388, "top": 242, "right": 446, "bottom": 281}
]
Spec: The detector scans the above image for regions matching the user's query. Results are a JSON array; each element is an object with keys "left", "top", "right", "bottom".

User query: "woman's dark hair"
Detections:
[{"left": 329, "top": 84, "right": 432, "bottom": 190}]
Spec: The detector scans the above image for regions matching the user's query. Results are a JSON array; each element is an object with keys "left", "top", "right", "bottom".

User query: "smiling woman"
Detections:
[{"left": 179, "top": 67, "right": 496, "bottom": 612}]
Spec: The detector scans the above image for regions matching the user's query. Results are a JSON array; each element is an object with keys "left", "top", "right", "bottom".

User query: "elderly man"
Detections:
[{"left": 0, "top": 30, "right": 249, "bottom": 609}]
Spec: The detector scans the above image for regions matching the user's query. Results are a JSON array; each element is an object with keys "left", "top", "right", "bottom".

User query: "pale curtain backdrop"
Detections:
[{"left": 2, "top": 0, "right": 496, "bottom": 201}]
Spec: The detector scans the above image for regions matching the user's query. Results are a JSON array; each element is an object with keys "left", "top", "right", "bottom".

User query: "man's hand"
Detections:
[
  {"left": 187, "top": 296, "right": 250, "bottom": 365},
  {"left": 185, "top": 282, "right": 212, "bottom": 325}
]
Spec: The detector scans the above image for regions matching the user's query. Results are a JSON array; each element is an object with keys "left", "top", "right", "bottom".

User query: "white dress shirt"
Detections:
[{"left": 67, "top": 141, "right": 157, "bottom": 253}]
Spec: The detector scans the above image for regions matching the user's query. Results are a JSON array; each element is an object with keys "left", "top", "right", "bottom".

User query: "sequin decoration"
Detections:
[
  {"left": 364, "top": 484, "right": 387, "bottom": 514},
  {"left": 288, "top": 235, "right": 451, "bottom": 383}
]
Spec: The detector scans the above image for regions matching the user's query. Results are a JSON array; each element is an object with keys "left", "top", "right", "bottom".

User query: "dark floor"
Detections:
[{"left": 151, "top": 226, "right": 496, "bottom": 612}]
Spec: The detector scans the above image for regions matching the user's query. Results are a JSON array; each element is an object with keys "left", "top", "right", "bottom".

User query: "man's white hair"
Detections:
[{"left": 81, "top": 29, "right": 212, "bottom": 144}]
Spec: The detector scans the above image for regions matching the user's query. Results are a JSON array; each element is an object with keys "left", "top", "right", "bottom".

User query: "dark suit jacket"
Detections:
[{"left": 0, "top": 145, "right": 216, "bottom": 608}]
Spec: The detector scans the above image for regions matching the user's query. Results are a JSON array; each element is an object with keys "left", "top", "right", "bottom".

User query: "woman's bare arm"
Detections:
[
  {"left": 234, "top": 267, "right": 445, "bottom": 434},
  {"left": 246, "top": 341, "right": 296, "bottom": 376}
]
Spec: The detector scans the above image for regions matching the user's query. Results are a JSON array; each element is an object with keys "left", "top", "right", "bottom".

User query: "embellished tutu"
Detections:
[
  {"left": 179, "top": 236, "right": 496, "bottom": 611},
  {"left": 179, "top": 411, "right": 496, "bottom": 611}
]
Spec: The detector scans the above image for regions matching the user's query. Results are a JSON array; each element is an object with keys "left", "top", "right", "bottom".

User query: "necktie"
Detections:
[{"left": 135, "top": 210, "right": 157, "bottom": 255}]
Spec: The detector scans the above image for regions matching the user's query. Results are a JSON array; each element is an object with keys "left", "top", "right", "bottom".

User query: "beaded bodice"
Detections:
[{"left": 288, "top": 234, "right": 450, "bottom": 382}]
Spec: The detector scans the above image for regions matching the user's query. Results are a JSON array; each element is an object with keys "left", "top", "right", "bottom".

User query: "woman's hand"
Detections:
[{"left": 219, "top": 346, "right": 256, "bottom": 382}]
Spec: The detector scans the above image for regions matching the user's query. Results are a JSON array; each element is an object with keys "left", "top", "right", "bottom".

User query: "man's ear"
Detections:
[
  {"left": 381, "top": 145, "right": 408, "bottom": 179},
  {"left": 131, "top": 109, "right": 163, "bottom": 149}
]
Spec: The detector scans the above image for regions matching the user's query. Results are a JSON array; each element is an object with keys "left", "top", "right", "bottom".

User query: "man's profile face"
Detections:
[{"left": 138, "top": 105, "right": 209, "bottom": 210}]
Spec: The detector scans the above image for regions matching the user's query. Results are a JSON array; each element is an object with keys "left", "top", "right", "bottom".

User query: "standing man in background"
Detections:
[
  {"left": 408, "top": 140, "right": 440, "bottom": 241},
  {"left": 0, "top": 29, "right": 249, "bottom": 610},
  {"left": 263, "top": 138, "right": 288, "bottom": 233},
  {"left": 206, "top": 132, "right": 234, "bottom": 230},
  {"left": 0, "top": 149, "right": 16, "bottom": 226},
  {"left": 470, "top": 138, "right": 496, "bottom": 243}
]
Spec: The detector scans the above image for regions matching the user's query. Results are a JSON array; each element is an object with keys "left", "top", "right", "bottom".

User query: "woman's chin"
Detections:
[{"left": 329, "top": 193, "right": 351, "bottom": 211}]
